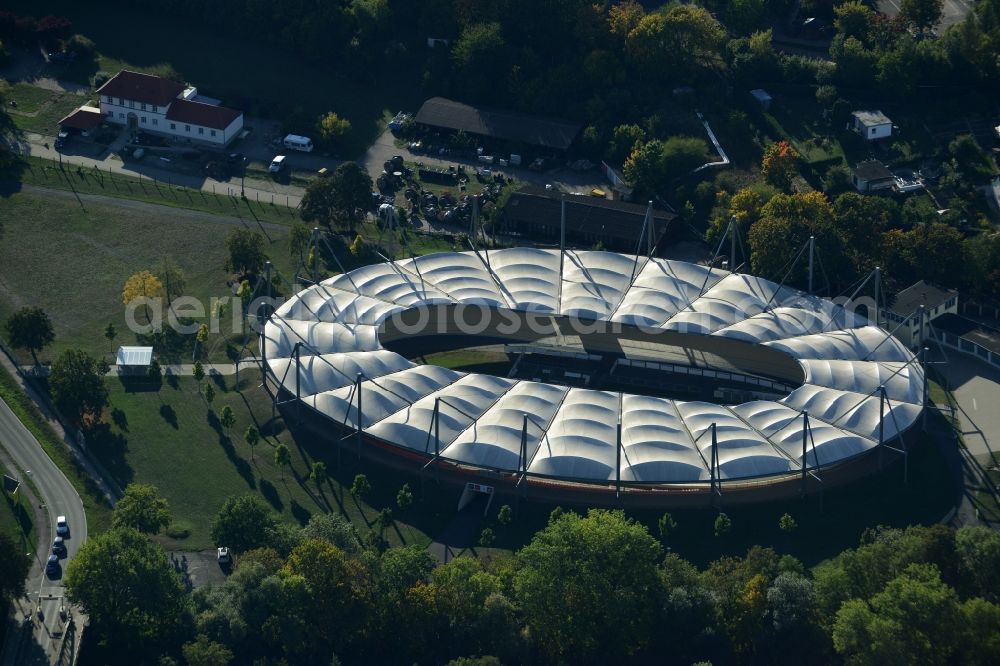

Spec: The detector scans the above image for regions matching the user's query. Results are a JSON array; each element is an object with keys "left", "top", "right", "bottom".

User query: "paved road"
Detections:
[
  {"left": 877, "top": 0, "right": 975, "bottom": 30},
  {"left": 931, "top": 351, "right": 1000, "bottom": 463},
  {"left": 0, "top": 394, "right": 85, "bottom": 665}
]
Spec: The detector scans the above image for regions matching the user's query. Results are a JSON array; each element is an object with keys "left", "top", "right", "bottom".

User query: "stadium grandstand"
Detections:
[{"left": 259, "top": 244, "right": 925, "bottom": 506}]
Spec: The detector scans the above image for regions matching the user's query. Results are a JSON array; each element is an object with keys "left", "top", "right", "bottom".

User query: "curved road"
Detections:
[{"left": 0, "top": 394, "right": 86, "bottom": 664}]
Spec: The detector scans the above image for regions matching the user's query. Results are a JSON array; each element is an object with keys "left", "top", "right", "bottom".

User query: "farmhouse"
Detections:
[
  {"left": 852, "top": 160, "right": 894, "bottom": 193},
  {"left": 96, "top": 70, "right": 244, "bottom": 147},
  {"left": 851, "top": 110, "right": 892, "bottom": 141},
  {"left": 880, "top": 280, "right": 958, "bottom": 348}
]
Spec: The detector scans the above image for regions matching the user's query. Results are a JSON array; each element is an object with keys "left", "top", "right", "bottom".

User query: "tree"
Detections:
[
  {"left": 310, "top": 461, "right": 327, "bottom": 487},
  {"left": 350, "top": 473, "right": 371, "bottom": 501},
  {"left": 104, "top": 322, "right": 117, "bottom": 354},
  {"left": 624, "top": 137, "right": 708, "bottom": 192},
  {"left": 112, "top": 483, "right": 171, "bottom": 534},
  {"left": 5, "top": 307, "right": 54, "bottom": 365},
  {"left": 192, "top": 360, "right": 205, "bottom": 386},
  {"left": 451, "top": 22, "right": 508, "bottom": 99},
  {"left": 497, "top": 504, "right": 512, "bottom": 526},
  {"left": 609, "top": 0, "right": 644, "bottom": 41},
  {"left": 274, "top": 443, "right": 290, "bottom": 478},
  {"left": 202, "top": 382, "right": 215, "bottom": 407},
  {"left": 49, "top": 349, "right": 109, "bottom": 424},
  {"left": 289, "top": 221, "right": 311, "bottom": 263},
  {"left": 300, "top": 162, "right": 373, "bottom": 232},
  {"left": 515, "top": 509, "right": 662, "bottom": 662},
  {"left": 900, "top": 0, "right": 944, "bottom": 32},
  {"left": 282, "top": 538, "right": 373, "bottom": 656},
  {"left": 317, "top": 111, "right": 351, "bottom": 148},
  {"left": 219, "top": 404, "right": 236, "bottom": 434},
  {"left": 779, "top": 513, "right": 798, "bottom": 533},
  {"left": 225, "top": 228, "right": 267, "bottom": 276},
  {"left": 245, "top": 425, "right": 260, "bottom": 461},
  {"left": 64, "top": 527, "right": 189, "bottom": 655},
  {"left": 121, "top": 271, "right": 165, "bottom": 323},
  {"left": 728, "top": 0, "right": 767, "bottom": 35},
  {"left": 301, "top": 513, "right": 362, "bottom": 554},
  {"left": 955, "top": 527, "right": 1000, "bottom": 602},
  {"left": 816, "top": 84, "right": 839, "bottom": 108},
  {"left": 396, "top": 483, "right": 414, "bottom": 511},
  {"left": 182, "top": 635, "right": 234, "bottom": 666},
  {"left": 834, "top": 1, "right": 875, "bottom": 41},
  {"left": 715, "top": 512, "right": 732, "bottom": 537},
  {"left": 377, "top": 507, "right": 394, "bottom": 537},
  {"left": 625, "top": 5, "right": 725, "bottom": 82},
  {"left": 195, "top": 323, "right": 209, "bottom": 359},
  {"left": 658, "top": 511, "right": 678, "bottom": 541},
  {"left": 478, "top": 527, "right": 495, "bottom": 547},
  {"left": 607, "top": 123, "right": 645, "bottom": 164},
  {"left": 156, "top": 257, "right": 186, "bottom": 304},
  {"left": 0, "top": 533, "right": 30, "bottom": 605},
  {"left": 762, "top": 140, "right": 800, "bottom": 188},
  {"left": 832, "top": 563, "right": 964, "bottom": 664},
  {"left": 211, "top": 494, "right": 278, "bottom": 553}
]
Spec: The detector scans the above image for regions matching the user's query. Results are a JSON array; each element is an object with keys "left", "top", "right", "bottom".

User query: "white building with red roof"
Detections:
[{"left": 95, "top": 70, "right": 244, "bottom": 146}]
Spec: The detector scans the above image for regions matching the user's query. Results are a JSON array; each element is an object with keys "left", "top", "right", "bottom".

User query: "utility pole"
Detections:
[{"left": 874, "top": 266, "right": 881, "bottom": 327}]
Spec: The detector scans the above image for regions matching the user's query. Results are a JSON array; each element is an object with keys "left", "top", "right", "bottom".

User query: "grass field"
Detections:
[
  {"left": 0, "top": 82, "right": 92, "bottom": 135},
  {"left": 92, "top": 374, "right": 447, "bottom": 550},
  {"left": 14, "top": 156, "right": 303, "bottom": 227},
  {"left": 0, "top": 188, "right": 299, "bottom": 365},
  {"left": 6, "top": 0, "right": 424, "bottom": 159}
]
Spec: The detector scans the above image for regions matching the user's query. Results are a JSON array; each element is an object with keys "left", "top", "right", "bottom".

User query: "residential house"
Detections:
[
  {"left": 852, "top": 110, "right": 892, "bottom": 141},
  {"left": 97, "top": 70, "right": 243, "bottom": 147},
  {"left": 880, "top": 280, "right": 958, "bottom": 348},
  {"left": 852, "top": 160, "right": 895, "bottom": 193}
]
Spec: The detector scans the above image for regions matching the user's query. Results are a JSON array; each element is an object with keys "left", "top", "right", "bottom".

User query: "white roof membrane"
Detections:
[{"left": 264, "top": 250, "right": 923, "bottom": 486}]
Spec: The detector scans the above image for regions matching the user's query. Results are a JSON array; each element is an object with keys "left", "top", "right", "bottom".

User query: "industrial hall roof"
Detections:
[{"left": 415, "top": 97, "right": 583, "bottom": 151}]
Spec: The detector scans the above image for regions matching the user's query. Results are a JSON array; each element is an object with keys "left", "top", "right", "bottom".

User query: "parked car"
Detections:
[
  {"left": 54, "top": 130, "right": 70, "bottom": 150},
  {"left": 56, "top": 515, "right": 69, "bottom": 538},
  {"left": 52, "top": 536, "right": 66, "bottom": 556},
  {"left": 217, "top": 547, "right": 232, "bottom": 569},
  {"left": 269, "top": 155, "right": 287, "bottom": 173}
]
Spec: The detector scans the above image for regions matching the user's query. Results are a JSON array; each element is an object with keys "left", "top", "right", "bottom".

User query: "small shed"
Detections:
[
  {"left": 58, "top": 105, "right": 104, "bottom": 135},
  {"left": 852, "top": 160, "right": 894, "bottom": 193},
  {"left": 750, "top": 89, "right": 772, "bottom": 110},
  {"left": 116, "top": 346, "right": 153, "bottom": 375},
  {"left": 852, "top": 110, "right": 892, "bottom": 141}
]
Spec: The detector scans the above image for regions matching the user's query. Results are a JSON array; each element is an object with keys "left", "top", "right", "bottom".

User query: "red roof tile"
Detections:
[
  {"left": 165, "top": 99, "right": 242, "bottom": 130},
  {"left": 97, "top": 70, "right": 185, "bottom": 107},
  {"left": 59, "top": 106, "right": 104, "bottom": 131}
]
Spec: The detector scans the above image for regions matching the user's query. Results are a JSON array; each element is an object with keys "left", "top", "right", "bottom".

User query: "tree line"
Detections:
[{"left": 59, "top": 485, "right": 1000, "bottom": 665}]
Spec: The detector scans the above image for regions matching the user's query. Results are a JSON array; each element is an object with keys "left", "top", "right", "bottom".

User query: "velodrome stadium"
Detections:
[{"left": 261, "top": 248, "right": 924, "bottom": 505}]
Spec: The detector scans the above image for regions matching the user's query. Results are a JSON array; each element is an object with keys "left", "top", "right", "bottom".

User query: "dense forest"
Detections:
[{"left": 62, "top": 498, "right": 1000, "bottom": 665}]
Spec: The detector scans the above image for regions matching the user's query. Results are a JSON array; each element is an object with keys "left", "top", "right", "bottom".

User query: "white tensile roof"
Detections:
[{"left": 263, "top": 250, "right": 924, "bottom": 485}]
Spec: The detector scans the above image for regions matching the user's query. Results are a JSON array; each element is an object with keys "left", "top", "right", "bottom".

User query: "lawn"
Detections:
[
  {"left": 759, "top": 96, "right": 848, "bottom": 167},
  {"left": 0, "top": 82, "right": 92, "bottom": 134},
  {"left": 14, "top": 156, "right": 303, "bottom": 227},
  {"left": 419, "top": 349, "right": 513, "bottom": 375},
  {"left": 6, "top": 0, "right": 425, "bottom": 158},
  {"left": 92, "top": 375, "right": 447, "bottom": 551},
  {"left": 0, "top": 462, "right": 36, "bottom": 551},
  {"left": 0, "top": 188, "right": 296, "bottom": 365}
]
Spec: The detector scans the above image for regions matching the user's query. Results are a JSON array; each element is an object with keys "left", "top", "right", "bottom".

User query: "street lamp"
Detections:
[{"left": 240, "top": 156, "right": 247, "bottom": 199}]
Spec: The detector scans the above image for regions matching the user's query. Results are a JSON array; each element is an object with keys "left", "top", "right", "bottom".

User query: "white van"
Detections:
[
  {"left": 268, "top": 155, "right": 286, "bottom": 173},
  {"left": 282, "top": 134, "right": 314, "bottom": 152}
]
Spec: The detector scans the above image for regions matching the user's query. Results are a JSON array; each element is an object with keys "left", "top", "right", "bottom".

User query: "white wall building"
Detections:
[
  {"left": 852, "top": 110, "right": 892, "bottom": 141},
  {"left": 880, "top": 280, "right": 959, "bottom": 349},
  {"left": 97, "top": 70, "right": 243, "bottom": 147}
]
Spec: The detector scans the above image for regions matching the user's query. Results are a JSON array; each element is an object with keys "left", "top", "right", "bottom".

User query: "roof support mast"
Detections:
[
  {"left": 808, "top": 235, "right": 815, "bottom": 293},
  {"left": 730, "top": 216, "right": 737, "bottom": 273},
  {"left": 557, "top": 194, "right": 566, "bottom": 311}
]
